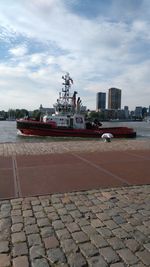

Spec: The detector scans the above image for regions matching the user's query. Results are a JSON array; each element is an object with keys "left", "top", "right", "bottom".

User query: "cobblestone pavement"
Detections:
[
  {"left": 1, "top": 139, "right": 150, "bottom": 156},
  {"left": 0, "top": 185, "right": 150, "bottom": 267}
]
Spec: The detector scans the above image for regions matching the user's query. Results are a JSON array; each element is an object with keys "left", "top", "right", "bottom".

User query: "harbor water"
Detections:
[{"left": 0, "top": 120, "right": 150, "bottom": 143}]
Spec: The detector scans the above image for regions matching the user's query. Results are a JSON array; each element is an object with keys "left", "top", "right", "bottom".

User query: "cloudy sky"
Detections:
[{"left": 0, "top": 0, "right": 150, "bottom": 111}]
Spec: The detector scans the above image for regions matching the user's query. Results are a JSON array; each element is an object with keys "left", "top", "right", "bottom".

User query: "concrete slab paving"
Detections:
[
  {"left": 0, "top": 150, "right": 150, "bottom": 199},
  {"left": 0, "top": 142, "right": 150, "bottom": 266}
]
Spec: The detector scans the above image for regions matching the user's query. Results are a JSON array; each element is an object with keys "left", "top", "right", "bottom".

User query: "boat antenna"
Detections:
[{"left": 62, "top": 72, "right": 73, "bottom": 97}]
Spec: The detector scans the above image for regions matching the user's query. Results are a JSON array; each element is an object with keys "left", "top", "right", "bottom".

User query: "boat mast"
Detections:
[{"left": 62, "top": 72, "right": 73, "bottom": 101}]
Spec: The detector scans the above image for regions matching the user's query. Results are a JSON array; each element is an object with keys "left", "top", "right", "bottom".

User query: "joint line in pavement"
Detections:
[
  {"left": 71, "top": 152, "right": 131, "bottom": 186},
  {"left": 12, "top": 155, "right": 22, "bottom": 198}
]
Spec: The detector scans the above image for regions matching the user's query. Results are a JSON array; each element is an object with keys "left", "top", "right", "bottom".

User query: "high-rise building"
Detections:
[
  {"left": 96, "top": 92, "right": 106, "bottom": 110},
  {"left": 108, "top": 88, "right": 121, "bottom": 109}
]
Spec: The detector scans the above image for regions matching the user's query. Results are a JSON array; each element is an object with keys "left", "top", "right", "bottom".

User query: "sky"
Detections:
[{"left": 0, "top": 0, "right": 150, "bottom": 111}]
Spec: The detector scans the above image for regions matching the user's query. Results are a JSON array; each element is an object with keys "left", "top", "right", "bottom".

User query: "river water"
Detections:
[{"left": 0, "top": 120, "right": 150, "bottom": 143}]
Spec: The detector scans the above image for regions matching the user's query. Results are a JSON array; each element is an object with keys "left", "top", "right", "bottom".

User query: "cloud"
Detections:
[
  {"left": 9, "top": 45, "right": 28, "bottom": 57},
  {"left": 0, "top": 0, "right": 150, "bottom": 111}
]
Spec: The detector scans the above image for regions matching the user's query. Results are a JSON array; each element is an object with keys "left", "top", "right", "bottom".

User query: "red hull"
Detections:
[{"left": 16, "top": 119, "right": 136, "bottom": 138}]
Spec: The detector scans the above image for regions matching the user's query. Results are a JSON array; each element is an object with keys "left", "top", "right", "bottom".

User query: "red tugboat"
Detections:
[{"left": 16, "top": 73, "right": 136, "bottom": 138}]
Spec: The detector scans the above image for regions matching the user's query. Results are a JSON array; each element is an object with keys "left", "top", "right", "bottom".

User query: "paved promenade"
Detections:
[{"left": 0, "top": 140, "right": 150, "bottom": 266}]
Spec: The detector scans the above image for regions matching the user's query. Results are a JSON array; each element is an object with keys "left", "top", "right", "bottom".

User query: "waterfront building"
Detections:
[
  {"left": 96, "top": 92, "right": 106, "bottom": 111},
  {"left": 134, "top": 106, "right": 142, "bottom": 119},
  {"left": 108, "top": 88, "right": 121, "bottom": 109},
  {"left": 39, "top": 104, "right": 55, "bottom": 115},
  {"left": 124, "top": 106, "right": 129, "bottom": 119}
]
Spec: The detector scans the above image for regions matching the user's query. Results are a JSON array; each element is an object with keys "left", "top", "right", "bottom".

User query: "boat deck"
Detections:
[{"left": 0, "top": 147, "right": 150, "bottom": 199}]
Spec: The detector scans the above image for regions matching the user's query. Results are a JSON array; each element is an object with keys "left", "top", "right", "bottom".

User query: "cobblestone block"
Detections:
[
  {"left": 11, "top": 205, "right": 21, "bottom": 210},
  {"left": 43, "top": 206, "right": 55, "bottom": 213},
  {"left": 47, "top": 248, "right": 66, "bottom": 264},
  {"left": 53, "top": 203, "right": 64, "bottom": 210},
  {"left": 11, "top": 223, "right": 23, "bottom": 233},
  {"left": 11, "top": 198, "right": 23, "bottom": 205},
  {"left": 56, "top": 228, "right": 71, "bottom": 240},
  {"left": 117, "top": 248, "right": 139, "bottom": 265},
  {"left": 130, "top": 264, "right": 146, "bottom": 267},
  {"left": 124, "top": 239, "right": 140, "bottom": 252},
  {"left": 66, "top": 222, "right": 80, "bottom": 233},
  {"left": 107, "top": 237, "right": 125, "bottom": 250},
  {"left": 52, "top": 220, "right": 65, "bottom": 230},
  {"left": 0, "top": 218, "right": 11, "bottom": 231},
  {"left": 90, "top": 234, "right": 108, "bottom": 248},
  {"left": 37, "top": 218, "right": 50, "bottom": 227},
  {"left": 67, "top": 252, "right": 87, "bottom": 267},
  {"left": 81, "top": 225, "right": 97, "bottom": 236},
  {"left": 110, "top": 263, "right": 125, "bottom": 267},
  {"left": 136, "top": 225, "right": 150, "bottom": 235},
  {"left": 91, "top": 219, "right": 104, "bottom": 228},
  {"left": 70, "top": 210, "right": 82, "bottom": 219},
  {"left": 60, "top": 215, "right": 73, "bottom": 223},
  {"left": 12, "top": 242, "right": 28, "bottom": 257},
  {"left": 32, "top": 205, "right": 43, "bottom": 212},
  {"left": 87, "top": 254, "right": 108, "bottom": 267},
  {"left": 78, "top": 206, "right": 90, "bottom": 213},
  {"left": 47, "top": 212, "right": 59, "bottom": 221},
  {"left": 51, "top": 196, "right": 61, "bottom": 204},
  {"left": 136, "top": 249, "right": 150, "bottom": 266},
  {"left": 132, "top": 230, "right": 147, "bottom": 243},
  {"left": 0, "top": 230, "right": 10, "bottom": 241},
  {"left": 23, "top": 210, "right": 33, "bottom": 217},
  {"left": 0, "top": 254, "right": 10, "bottom": 267},
  {"left": 57, "top": 208, "right": 68, "bottom": 216},
  {"left": 72, "top": 231, "right": 89, "bottom": 243},
  {"left": 11, "top": 210, "right": 22, "bottom": 216},
  {"left": 100, "top": 247, "right": 120, "bottom": 264},
  {"left": 31, "top": 258, "right": 49, "bottom": 267},
  {"left": 144, "top": 242, "right": 150, "bottom": 252},
  {"left": 40, "top": 227, "right": 54, "bottom": 238},
  {"left": 79, "top": 242, "right": 99, "bottom": 257},
  {"left": 29, "top": 245, "right": 45, "bottom": 260},
  {"left": 96, "top": 212, "right": 111, "bottom": 221},
  {"left": 22, "top": 204, "right": 31, "bottom": 211},
  {"left": 97, "top": 227, "right": 113, "bottom": 238},
  {"left": 112, "top": 216, "right": 126, "bottom": 225},
  {"left": 60, "top": 238, "right": 78, "bottom": 254},
  {"left": 85, "top": 211, "right": 96, "bottom": 218},
  {"left": 143, "top": 220, "right": 150, "bottom": 227},
  {"left": 127, "top": 218, "right": 141, "bottom": 226},
  {"left": 112, "top": 228, "right": 129, "bottom": 239},
  {"left": 13, "top": 256, "right": 29, "bottom": 267},
  {"left": 120, "top": 223, "right": 134, "bottom": 232},
  {"left": 40, "top": 199, "right": 50, "bottom": 207},
  {"left": 0, "top": 241, "right": 9, "bottom": 253},
  {"left": 65, "top": 204, "right": 77, "bottom": 211},
  {"left": 34, "top": 211, "right": 45, "bottom": 219},
  {"left": 43, "top": 236, "right": 59, "bottom": 249},
  {"left": 104, "top": 220, "right": 119, "bottom": 230},
  {"left": 24, "top": 217, "right": 36, "bottom": 225},
  {"left": 123, "top": 207, "right": 136, "bottom": 214},
  {"left": 12, "top": 232, "right": 26, "bottom": 243},
  {"left": 31, "top": 200, "right": 40, "bottom": 206},
  {"left": 75, "top": 218, "right": 89, "bottom": 227},
  {"left": 27, "top": 234, "right": 42, "bottom": 247},
  {"left": 25, "top": 224, "right": 39, "bottom": 235},
  {"left": 12, "top": 216, "right": 23, "bottom": 224}
]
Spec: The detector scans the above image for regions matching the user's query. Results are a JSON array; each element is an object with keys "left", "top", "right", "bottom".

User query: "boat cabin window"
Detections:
[{"left": 76, "top": 117, "right": 83, "bottom": 123}]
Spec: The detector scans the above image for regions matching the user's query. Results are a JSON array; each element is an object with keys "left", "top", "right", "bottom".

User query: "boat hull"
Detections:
[{"left": 16, "top": 120, "right": 136, "bottom": 138}]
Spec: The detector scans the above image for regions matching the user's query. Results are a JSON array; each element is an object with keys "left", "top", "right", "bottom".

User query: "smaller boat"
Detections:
[{"left": 16, "top": 73, "right": 136, "bottom": 138}]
